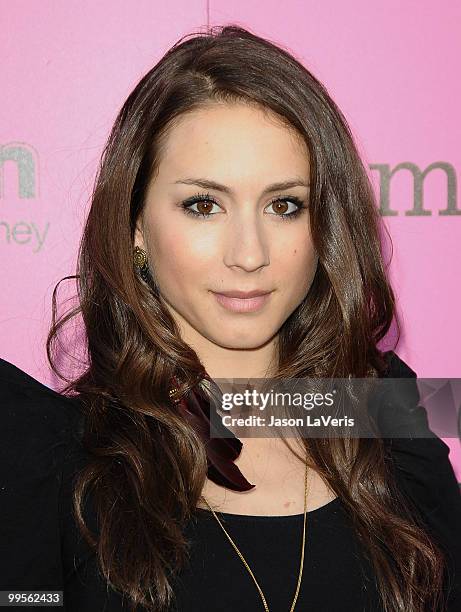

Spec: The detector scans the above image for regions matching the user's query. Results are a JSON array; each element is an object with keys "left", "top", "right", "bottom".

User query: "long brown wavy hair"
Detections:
[{"left": 47, "top": 24, "right": 447, "bottom": 612}]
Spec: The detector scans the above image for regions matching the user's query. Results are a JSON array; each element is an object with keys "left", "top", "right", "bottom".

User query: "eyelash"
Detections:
[{"left": 180, "top": 192, "right": 307, "bottom": 221}]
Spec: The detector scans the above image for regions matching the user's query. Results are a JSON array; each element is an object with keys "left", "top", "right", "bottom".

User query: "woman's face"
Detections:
[{"left": 135, "top": 102, "right": 318, "bottom": 365}]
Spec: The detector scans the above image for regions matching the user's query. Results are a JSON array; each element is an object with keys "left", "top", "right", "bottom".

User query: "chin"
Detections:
[{"left": 209, "top": 330, "right": 276, "bottom": 351}]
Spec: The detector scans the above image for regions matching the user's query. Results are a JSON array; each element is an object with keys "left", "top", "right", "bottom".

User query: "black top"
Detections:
[{"left": 0, "top": 353, "right": 460, "bottom": 612}]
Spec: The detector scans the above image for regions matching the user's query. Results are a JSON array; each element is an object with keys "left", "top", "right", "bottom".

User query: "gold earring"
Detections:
[{"left": 133, "top": 246, "right": 149, "bottom": 281}]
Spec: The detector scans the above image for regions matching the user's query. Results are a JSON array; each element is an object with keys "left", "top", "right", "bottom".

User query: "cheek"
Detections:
[
  {"left": 277, "top": 238, "right": 317, "bottom": 293},
  {"left": 149, "top": 226, "right": 215, "bottom": 289},
  {"left": 275, "top": 223, "right": 315, "bottom": 261}
]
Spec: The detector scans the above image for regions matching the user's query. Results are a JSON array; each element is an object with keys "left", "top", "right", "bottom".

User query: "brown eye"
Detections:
[
  {"left": 180, "top": 193, "right": 306, "bottom": 221},
  {"left": 195, "top": 200, "right": 215, "bottom": 215},
  {"left": 265, "top": 196, "right": 305, "bottom": 221},
  {"left": 270, "top": 201, "right": 290, "bottom": 214},
  {"left": 181, "top": 192, "right": 222, "bottom": 219}
]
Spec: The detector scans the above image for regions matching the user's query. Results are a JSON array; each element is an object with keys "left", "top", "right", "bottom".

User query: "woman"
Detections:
[{"left": 1, "top": 24, "right": 460, "bottom": 612}]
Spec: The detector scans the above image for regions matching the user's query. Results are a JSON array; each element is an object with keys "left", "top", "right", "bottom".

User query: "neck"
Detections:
[{"left": 183, "top": 331, "right": 279, "bottom": 380}]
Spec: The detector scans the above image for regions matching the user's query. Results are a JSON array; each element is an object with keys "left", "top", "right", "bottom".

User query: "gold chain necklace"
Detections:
[{"left": 202, "top": 455, "right": 310, "bottom": 612}]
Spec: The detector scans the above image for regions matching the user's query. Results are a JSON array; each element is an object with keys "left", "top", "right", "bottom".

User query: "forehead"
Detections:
[{"left": 156, "top": 102, "right": 310, "bottom": 180}]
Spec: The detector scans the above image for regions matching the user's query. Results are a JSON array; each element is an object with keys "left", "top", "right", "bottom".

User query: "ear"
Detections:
[{"left": 134, "top": 217, "right": 145, "bottom": 250}]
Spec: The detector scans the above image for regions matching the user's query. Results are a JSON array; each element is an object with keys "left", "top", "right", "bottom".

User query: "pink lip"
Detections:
[
  {"left": 212, "top": 291, "right": 273, "bottom": 313},
  {"left": 214, "top": 289, "right": 272, "bottom": 298}
]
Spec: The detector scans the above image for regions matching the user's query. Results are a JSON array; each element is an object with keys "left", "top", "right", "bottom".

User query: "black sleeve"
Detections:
[
  {"left": 381, "top": 351, "right": 461, "bottom": 611},
  {"left": 0, "top": 357, "right": 82, "bottom": 609}
]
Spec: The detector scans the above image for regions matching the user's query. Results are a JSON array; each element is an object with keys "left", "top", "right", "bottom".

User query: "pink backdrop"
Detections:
[{"left": 1, "top": 1, "right": 460, "bottom": 478}]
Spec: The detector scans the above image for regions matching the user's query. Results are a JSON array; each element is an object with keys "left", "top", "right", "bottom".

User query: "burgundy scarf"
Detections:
[{"left": 170, "top": 375, "right": 255, "bottom": 492}]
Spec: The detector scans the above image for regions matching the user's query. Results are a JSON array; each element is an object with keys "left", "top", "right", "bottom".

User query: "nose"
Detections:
[{"left": 222, "top": 209, "right": 270, "bottom": 272}]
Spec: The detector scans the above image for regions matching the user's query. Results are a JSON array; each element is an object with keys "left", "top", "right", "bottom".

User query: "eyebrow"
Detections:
[{"left": 173, "top": 177, "right": 310, "bottom": 196}]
